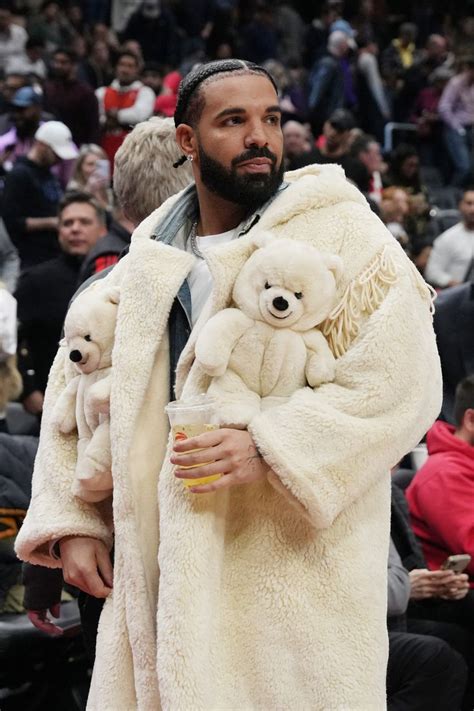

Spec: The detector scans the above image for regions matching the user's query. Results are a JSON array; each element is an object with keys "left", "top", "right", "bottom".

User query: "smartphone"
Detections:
[
  {"left": 94, "top": 158, "right": 110, "bottom": 183},
  {"left": 440, "top": 554, "right": 471, "bottom": 573}
]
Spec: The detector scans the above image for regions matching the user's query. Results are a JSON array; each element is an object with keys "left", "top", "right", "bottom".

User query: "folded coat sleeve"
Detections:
[
  {"left": 249, "top": 246, "right": 442, "bottom": 530},
  {"left": 14, "top": 345, "right": 113, "bottom": 568}
]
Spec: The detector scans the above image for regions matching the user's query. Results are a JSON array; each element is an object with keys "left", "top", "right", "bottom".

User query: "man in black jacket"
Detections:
[
  {"left": 433, "top": 282, "right": 474, "bottom": 423},
  {"left": 2, "top": 121, "right": 78, "bottom": 271},
  {"left": 15, "top": 192, "right": 107, "bottom": 418}
]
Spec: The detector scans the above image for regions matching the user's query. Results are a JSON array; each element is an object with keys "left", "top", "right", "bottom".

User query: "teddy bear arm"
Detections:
[
  {"left": 51, "top": 376, "right": 80, "bottom": 433},
  {"left": 302, "top": 330, "right": 336, "bottom": 387},
  {"left": 87, "top": 373, "right": 112, "bottom": 415},
  {"left": 195, "top": 308, "right": 254, "bottom": 377}
]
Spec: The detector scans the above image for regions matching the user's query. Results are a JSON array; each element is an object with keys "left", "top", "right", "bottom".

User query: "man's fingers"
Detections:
[
  {"left": 175, "top": 460, "right": 228, "bottom": 480},
  {"left": 28, "top": 610, "right": 63, "bottom": 636},
  {"left": 171, "top": 447, "right": 224, "bottom": 467},
  {"left": 173, "top": 428, "right": 227, "bottom": 452},
  {"left": 189, "top": 473, "right": 238, "bottom": 494},
  {"left": 76, "top": 570, "right": 112, "bottom": 599},
  {"left": 96, "top": 546, "right": 114, "bottom": 588}
]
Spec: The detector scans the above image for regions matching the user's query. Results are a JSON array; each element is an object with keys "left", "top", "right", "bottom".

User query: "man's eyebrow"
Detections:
[{"left": 214, "top": 105, "right": 282, "bottom": 120}]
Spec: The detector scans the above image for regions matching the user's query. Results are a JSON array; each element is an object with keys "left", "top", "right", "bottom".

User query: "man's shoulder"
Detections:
[{"left": 435, "top": 221, "right": 463, "bottom": 243}]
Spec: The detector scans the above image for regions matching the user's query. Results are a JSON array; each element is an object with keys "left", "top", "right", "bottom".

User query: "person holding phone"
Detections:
[{"left": 407, "top": 375, "right": 474, "bottom": 586}]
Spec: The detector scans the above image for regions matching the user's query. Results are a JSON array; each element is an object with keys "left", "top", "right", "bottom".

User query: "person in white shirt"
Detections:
[
  {"left": 425, "top": 188, "right": 474, "bottom": 288},
  {"left": 0, "top": 4, "right": 27, "bottom": 73},
  {"left": 6, "top": 37, "right": 47, "bottom": 80}
]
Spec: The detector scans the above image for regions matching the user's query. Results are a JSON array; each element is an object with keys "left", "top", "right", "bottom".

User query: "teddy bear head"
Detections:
[
  {"left": 62, "top": 284, "right": 120, "bottom": 374},
  {"left": 232, "top": 234, "right": 343, "bottom": 332}
]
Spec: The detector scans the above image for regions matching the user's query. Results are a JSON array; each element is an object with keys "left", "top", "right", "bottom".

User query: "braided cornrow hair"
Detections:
[{"left": 172, "top": 59, "right": 278, "bottom": 168}]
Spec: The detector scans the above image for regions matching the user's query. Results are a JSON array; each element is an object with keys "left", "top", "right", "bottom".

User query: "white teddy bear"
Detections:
[
  {"left": 195, "top": 234, "right": 343, "bottom": 428},
  {"left": 52, "top": 284, "right": 120, "bottom": 502}
]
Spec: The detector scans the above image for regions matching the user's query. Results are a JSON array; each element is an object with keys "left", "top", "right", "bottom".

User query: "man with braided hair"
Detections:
[{"left": 16, "top": 59, "right": 441, "bottom": 710}]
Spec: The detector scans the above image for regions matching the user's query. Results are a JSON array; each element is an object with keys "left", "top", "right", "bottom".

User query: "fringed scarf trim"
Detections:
[{"left": 322, "top": 245, "right": 436, "bottom": 358}]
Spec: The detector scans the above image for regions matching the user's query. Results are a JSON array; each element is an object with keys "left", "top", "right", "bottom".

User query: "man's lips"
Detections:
[{"left": 237, "top": 157, "right": 273, "bottom": 173}]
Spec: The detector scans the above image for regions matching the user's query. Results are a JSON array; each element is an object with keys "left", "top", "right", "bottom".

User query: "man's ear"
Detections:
[{"left": 175, "top": 124, "right": 197, "bottom": 160}]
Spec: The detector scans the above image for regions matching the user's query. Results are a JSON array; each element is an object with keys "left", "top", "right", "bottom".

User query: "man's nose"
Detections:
[{"left": 244, "top": 121, "right": 268, "bottom": 148}]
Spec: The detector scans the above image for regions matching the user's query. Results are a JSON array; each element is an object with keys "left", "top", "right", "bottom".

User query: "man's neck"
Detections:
[
  {"left": 195, "top": 184, "right": 250, "bottom": 236},
  {"left": 454, "top": 427, "right": 474, "bottom": 446}
]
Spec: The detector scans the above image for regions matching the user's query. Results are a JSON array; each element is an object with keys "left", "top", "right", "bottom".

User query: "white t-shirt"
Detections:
[
  {"left": 187, "top": 229, "right": 235, "bottom": 326},
  {"left": 425, "top": 222, "right": 474, "bottom": 287}
]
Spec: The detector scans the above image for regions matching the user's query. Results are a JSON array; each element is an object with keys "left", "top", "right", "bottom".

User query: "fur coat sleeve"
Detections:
[
  {"left": 15, "top": 305, "right": 115, "bottom": 568},
  {"left": 249, "top": 219, "right": 442, "bottom": 530}
]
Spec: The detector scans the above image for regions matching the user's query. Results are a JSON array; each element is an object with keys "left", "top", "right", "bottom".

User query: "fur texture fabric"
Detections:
[
  {"left": 15, "top": 164, "right": 442, "bottom": 711},
  {"left": 195, "top": 234, "right": 342, "bottom": 427},
  {"left": 51, "top": 285, "right": 120, "bottom": 502}
]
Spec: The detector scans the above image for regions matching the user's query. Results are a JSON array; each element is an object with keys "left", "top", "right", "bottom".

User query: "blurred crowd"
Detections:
[{"left": 0, "top": 0, "right": 473, "bottom": 709}]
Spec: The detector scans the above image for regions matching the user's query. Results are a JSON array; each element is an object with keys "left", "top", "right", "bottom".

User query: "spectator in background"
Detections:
[
  {"left": 400, "top": 34, "right": 453, "bottom": 121},
  {"left": 307, "top": 30, "right": 350, "bottom": 137},
  {"left": 0, "top": 1, "right": 27, "bottom": 73},
  {"left": 5, "top": 37, "right": 47, "bottom": 80},
  {"left": 2, "top": 121, "right": 78, "bottom": 270},
  {"left": 391, "top": 481, "right": 474, "bottom": 710},
  {"left": 154, "top": 70, "right": 181, "bottom": 119},
  {"left": 142, "top": 62, "right": 163, "bottom": 97},
  {"left": 79, "top": 39, "right": 114, "bottom": 90},
  {"left": 0, "top": 71, "right": 26, "bottom": 114},
  {"left": 439, "top": 58, "right": 474, "bottom": 188},
  {"left": 303, "top": 1, "right": 340, "bottom": 68},
  {"left": 0, "top": 218, "right": 19, "bottom": 292},
  {"left": 282, "top": 120, "right": 310, "bottom": 169},
  {"left": 387, "top": 540, "right": 468, "bottom": 711},
  {"left": 381, "top": 186, "right": 411, "bottom": 250},
  {"left": 356, "top": 35, "right": 391, "bottom": 143},
  {"left": 410, "top": 238, "right": 433, "bottom": 279},
  {"left": 174, "top": 0, "right": 215, "bottom": 57},
  {"left": 291, "top": 108, "right": 355, "bottom": 169},
  {"left": 121, "top": 0, "right": 180, "bottom": 66},
  {"left": 44, "top": 48, "right": 101, "bottom": 147},
  {"left": 433, "top": 281, "right": 474, "bottom": 424},
  {"left": 411, "top": 66, "right": 454, "bottom": 173},
  {"left": 16, "top": 191, "right": 107, "bottom": 417},
  {"left": 381, "top": 22, "right": 419, "bottom": 83},
  {"left": 344, "top": 132, "right": 384, "bottom": 205},
  {"left": 0, "top": 87, "right": 46, "bottom": 171},
  {"left": 67, "top": 143, "right": 112, "bottom": 212},
  {"left": 384, "top": 143, "right": 430, "bottom": 241},
  {"left": 96, "top": 50, "right": 155, "bottom": 165},
  {"left": 407, "top": 375, "right": 474, "bottom": 587},
  {"left": 27, "top": 0, "right": 74, "bottom": 54},
  {"left": 240, "top": 3, "right": 279, "bottom": 65},
  {"left": 111, "top": 116, "right": 193, "bottom": 227},
  {"left": 425, "top": 187, "right": 474, "bottom": 289}
]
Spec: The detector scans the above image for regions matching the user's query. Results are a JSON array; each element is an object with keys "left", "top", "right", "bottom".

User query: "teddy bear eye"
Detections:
[
  {"left": 84, "top": 335, "right": 92, "bottom": 342},
  {"left": 264, "top": 282, "right": 271, "bottom": 290},
  {"left": 295, "top": 292, "right": 303, "bottom": 300}
]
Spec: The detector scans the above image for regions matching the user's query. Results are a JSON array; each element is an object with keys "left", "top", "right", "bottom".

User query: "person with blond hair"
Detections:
[
  {"left": 113, "top": 116, "right": 193, "bottom": 226},
  {"left": 67, "top": 143, "right": 112, "bottom": 211}
]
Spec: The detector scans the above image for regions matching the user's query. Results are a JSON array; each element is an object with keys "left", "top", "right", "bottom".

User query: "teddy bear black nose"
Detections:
[
  {"left": 69, "top": 349, "right": 82, "bottom": 363},
  {"left": 272, "top": 296, "right": 289, "bottom": 312}
]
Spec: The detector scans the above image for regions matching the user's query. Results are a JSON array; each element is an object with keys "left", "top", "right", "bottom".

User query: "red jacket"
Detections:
[{"left": 406, "top": 421, "right": 474, "bottom": 584}]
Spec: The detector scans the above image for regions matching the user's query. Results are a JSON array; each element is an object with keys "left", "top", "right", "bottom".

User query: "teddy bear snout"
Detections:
[
  {"left": 272, "top": 296, "right": 289, "bottom": 312},
  {"left": 69, "top": 349, "right": 83, "bottom": 363}
]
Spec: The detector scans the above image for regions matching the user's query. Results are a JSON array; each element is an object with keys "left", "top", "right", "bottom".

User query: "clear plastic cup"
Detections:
[{"left": 165, "top": 395, "right": 222, "bottom": 488}]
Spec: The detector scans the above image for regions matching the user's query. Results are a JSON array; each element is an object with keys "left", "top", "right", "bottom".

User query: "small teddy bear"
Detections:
[
  {"left": 195, "top": 234, "right": 342, "bottom": 428},
  {"left": 52, "top": 284, "right": 120, "bottom": 502}
]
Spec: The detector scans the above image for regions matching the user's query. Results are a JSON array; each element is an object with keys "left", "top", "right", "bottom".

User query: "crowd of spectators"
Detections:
[{"left": 0, "top": 0, "right": 473, "bottom": 709}]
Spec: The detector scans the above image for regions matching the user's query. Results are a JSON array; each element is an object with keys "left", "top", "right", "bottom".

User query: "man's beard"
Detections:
[{"left": 198, "top": 144, "right": 284, "bottom": 212}]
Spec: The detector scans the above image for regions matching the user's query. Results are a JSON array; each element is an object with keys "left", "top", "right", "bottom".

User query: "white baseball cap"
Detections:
[{"left": 35, "top": 121, "right": 79, "bottom": 160}]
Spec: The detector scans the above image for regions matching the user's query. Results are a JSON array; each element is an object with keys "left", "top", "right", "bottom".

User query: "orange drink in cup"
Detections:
[{"left": 165, "top": 395, "right": 222, "bottom": 488}]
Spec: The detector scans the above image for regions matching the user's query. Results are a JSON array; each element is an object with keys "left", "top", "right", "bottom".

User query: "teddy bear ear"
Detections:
[
  {"left": 105, "top": 286, "right": 120, "bottom": 305},
  {"left": 323, "top": 254, "right": 344, "bottom": 282},
  {"left": 252, "top": 231, "right": 275, "bottom": 250},
  {"left": 59, "top": 337, "right": 67, "bottom": 347}
]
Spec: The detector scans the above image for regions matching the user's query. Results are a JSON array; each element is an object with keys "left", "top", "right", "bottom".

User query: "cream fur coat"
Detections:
[{"left": 16, "top": 165, "right": 442, "bottom": 710}]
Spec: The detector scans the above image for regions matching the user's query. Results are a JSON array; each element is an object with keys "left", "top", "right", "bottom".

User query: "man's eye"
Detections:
[
  {"left": 264, "top": 282, "right": 271, "bottom": 289},
  {"left": 295, "top": 292, "right": 303, "bottom": 300},
  {"left": 266, "top": 115, "right": 280, "bottom": 125},
  {"left": 224, "top": 116, "right": 243, "bottom": 126},
  {"left": 84, "top": 335, "right": 92, "bottom": 342}
]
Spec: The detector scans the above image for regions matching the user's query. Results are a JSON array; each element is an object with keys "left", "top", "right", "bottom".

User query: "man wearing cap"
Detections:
[
  {"left": 2, "top": 120, "right": 78, "bottom": 270},
  {"left": 0, "top": 87, "right": 50, "bottom": 169},
  {"left": 16, "top": 60, "right": 441, "bottom": 710}
]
